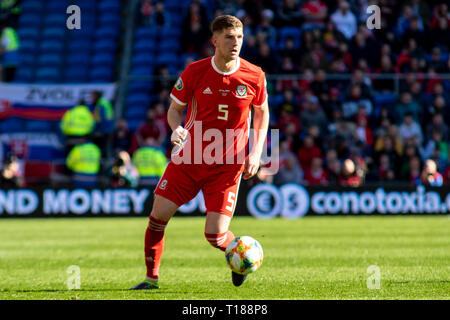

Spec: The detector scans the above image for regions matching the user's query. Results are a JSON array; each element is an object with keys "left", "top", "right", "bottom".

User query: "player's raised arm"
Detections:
[
  {"left": 244, "top": 99, "right": 270, "bottom": 180},
  {"left": 167, "top": 100, "right": 188, "bottom": 146}
]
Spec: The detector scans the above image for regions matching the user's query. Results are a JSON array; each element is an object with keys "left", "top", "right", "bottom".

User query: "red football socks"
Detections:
[
  {"left": 144, "top": 216, "right": 168, "bottom": 280},
  {"left": 205, "top": 230, "right": 235, "bottom": 251},
  {"left": 145, "top": 216, "right": 235, "bottom": 279}
]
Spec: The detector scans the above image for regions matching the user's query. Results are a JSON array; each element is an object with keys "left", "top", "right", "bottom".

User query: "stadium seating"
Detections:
[
  {"left": 124, "top": 4, "right": 187, "bottom": 127},
  {"left": 132, "top": 53, "right": 156, "bottom": 68},
  {"left": 64, "top": 66, "right": 89, "bottom": 83},
  {"left": 135, "top": 27, "right": 157, "bottom": 40},
  {"left": 278, "top": 27, "right": 302, "bottom": 50},
  {"left": 91, "top": 53, "right": 115, "bottom": 68},
  {"left": 99, "top": 0, "right": 122, "bottom": 13},
  {"left": 127, "top": 80, "right": 153, "bottom": 94},
  {"left": 21, "top": 0, "right": 43, "bottom": 13},
  {"left": 43, "top": 14, "right": 67, "bottom": 28},
  {"left": 13, "top": 0, "right": 122, "bottom": 84},
  {"left": 67, "top": 41, "right": 91, "bottom": 53},
  {"left": 94, "top": 40, "right": 117, "bottom": 52},
  {"left": 19, "top": 39, "right": 38, "bottom": 53},
  {"left": 125, "top": 106, "right": 148, "bottom": 120},
  {"left": 133, "top": 39, "right": 157, "bottom": 53},
  {"left": 96, "top": 26, "right": 120, "bottom": 40},
  {"left": 66, "top": 53, "right": 91, "bottom": 65},
  {"left": 99, "top": 13, "right": 121, "bottom": 26},
  {"left": 164, "top": 0, "right": 182, "bottom": 13},
  {"left": 269, "top": 94, "right": 285, "bottom": 108},
  {"left": 42, "top": 28, "right": 66, "bottom": 41},
  {"left": 159, "top": 26, "right": 181, "bottom": 39},
  {"left": 373, "top": 93, "right": 398, "bottom": 113},
  {"left": 126, "top": 119, "right": 143, "bottom": 132},
  {"left": 46, "top": 0, "right": 71, "bottom": 13},
  {"left": 37, "top": 54, "right": 64, "bottom": 68},
  {"left": 159, "top": 39, "right": 180, "bottom": 52},
  {"left": 89, "top": 67, "right": 114, "bottom": 82},
  {"left": 68, "top": 27, "right": 93, "bottom": 38},
  {"left": 17, "top": 28, "right": 39, "bottom": 41},
  {"left": 35, "top": 67, "right": 62, "bottom": 83},
  {"left": 126, "top": 93, "right": 153, "bottom": 107},
  {"left": 130, "top": 66, "right": 154, "bottom": 77},
  {"left": 18, "top": 53, "right": 35, "bottom": 67},
  {"left": 14, "top": 68, "right": 34, "bottom": 82},
  {"left": 18, "top": 14, "right": 41, "bottom": 27},
  {"left": 156, "top": 53, "right": 178, "bottom": 67},
  {"left": 39, "top": 41, "right": 64, "bottom": 54},
  {"left": 73, "top": 1, "right": 95, "bottom": 13},
  {"left": 180, "top": 53, "right": 199, "bottom": 64}
]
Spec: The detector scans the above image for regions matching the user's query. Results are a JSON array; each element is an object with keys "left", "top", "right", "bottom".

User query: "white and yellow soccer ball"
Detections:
[{"left": 225, "top": 236, "right": 264, "bottom": 275}]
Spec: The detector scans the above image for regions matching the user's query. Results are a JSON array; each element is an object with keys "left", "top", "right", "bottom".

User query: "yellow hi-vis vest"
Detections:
[
  {"left": 132, "top": 147, "right": 167, "bottom": 178},
  {"left": 0, "top": 27, "right": 19, "bottom": 52},
  {"left": 60, "top": 105, "right": 95, "bottom": 136},
  {"left": 66, "top": 143, "right": 101, "bottom": 174},
  {"left": 95, "top": 97, "right": 114, "bottom": 121}
]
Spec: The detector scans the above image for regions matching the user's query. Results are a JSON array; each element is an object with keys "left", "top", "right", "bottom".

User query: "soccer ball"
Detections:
[{"left": 225, "top": 236, "right": 264, "bottom": 275}]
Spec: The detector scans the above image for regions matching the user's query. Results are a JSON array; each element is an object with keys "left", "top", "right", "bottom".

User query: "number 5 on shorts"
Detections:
[{"left": 225, "top": 191, "right": 236, "bottom": 212}]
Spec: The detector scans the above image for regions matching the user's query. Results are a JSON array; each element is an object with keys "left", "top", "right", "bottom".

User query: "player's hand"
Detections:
[
  {"left": 171, "top": 126, "right": 188, "bottom": 146},
  {"left": 243, "top": 152, "right": 261, "bottom": 180}
]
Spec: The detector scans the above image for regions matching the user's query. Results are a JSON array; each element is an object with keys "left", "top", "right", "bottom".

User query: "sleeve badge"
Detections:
[{"left": 174, "top": 77, "right": 183, "bottom": 91}]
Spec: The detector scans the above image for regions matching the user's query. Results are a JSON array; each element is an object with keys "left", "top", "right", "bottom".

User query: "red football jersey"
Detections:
[{"left": 170, "top": 56, "right": 267, "bottom": 168}]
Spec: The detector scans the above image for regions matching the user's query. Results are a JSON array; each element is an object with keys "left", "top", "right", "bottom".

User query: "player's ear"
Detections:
[{"left": 211, "top": 30, "right": 222, "bottom": 47}]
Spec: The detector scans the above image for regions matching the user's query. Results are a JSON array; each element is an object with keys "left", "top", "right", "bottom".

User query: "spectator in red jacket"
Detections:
[
  {"left": 140, "top": 0, "right": 153, "bottom": 25},
  {"left": 300, "top": 0, "right": 328, "bottom": 29},
  {"left": 443, "top": 165, "right": 450, "bottom": 185},
  {"left": 378, "top": 153, "right": 395, "bottom": 181},
  {"left": 297, "top": 135, "right": 323, "bottom": 170},
  {"left": 278, "top": 108, "right": 301, "bottom": 136},
  {"left": 153, "top": 102, "right": 169, "bottom": 141},
  {"left": 132, "top": 108, "right": 164, "bottom": 153},
  {"left": 430, "top": 3, "right": 450, "bottom": 30},
  {"left": 355, "top": 116, "right": 374, "bottom": 147},
  {"left": 304, "top": 157, "right": 328, "bottom": 185}
]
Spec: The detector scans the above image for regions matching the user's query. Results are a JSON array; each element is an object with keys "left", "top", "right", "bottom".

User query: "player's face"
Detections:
[{"left": 214, "top": 27, "right": 243, "bottom": 62}]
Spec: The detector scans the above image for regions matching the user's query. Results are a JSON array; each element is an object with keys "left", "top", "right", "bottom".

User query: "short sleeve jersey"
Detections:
[{"left": 170, "top": 57, "right": 267, "bottom": 168}]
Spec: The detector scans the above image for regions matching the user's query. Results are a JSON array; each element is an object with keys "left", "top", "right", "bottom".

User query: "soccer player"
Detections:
[{"left": 131, "top": 15, "right": 269, "bottom": 289}]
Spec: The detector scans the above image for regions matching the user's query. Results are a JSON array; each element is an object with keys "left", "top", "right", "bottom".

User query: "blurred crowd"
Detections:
[
  {"left": 0, "top": 0, "right": 20, "bottom": 82},
  {"left": 124, "top": 0, "right": 450, "bottom": 187},
  {"left": 58, "top": 91, "right": 168, "bottom": 189},
  {"left": 2, "top": 0, "right": 450, "bottom": 188}
]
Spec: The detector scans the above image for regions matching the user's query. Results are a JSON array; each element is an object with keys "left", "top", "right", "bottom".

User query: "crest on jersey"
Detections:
[
  {"left": 236, "top": 85, "right": 247, "bottom": 97},
  {"left": 159, "top": 179, "right": 168, "bottom": 190},
  {"left": 174, "top": 77, "right": 183, "bottom": 91}
]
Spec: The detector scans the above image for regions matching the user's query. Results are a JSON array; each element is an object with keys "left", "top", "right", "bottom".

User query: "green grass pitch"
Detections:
[{"left": 0, "top": 216, "right": 449, "bottom": 300}]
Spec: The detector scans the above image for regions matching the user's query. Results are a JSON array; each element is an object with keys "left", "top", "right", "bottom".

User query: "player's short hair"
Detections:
[{"left": 210, "top": 15, "right": 243, "bottom": 34}]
